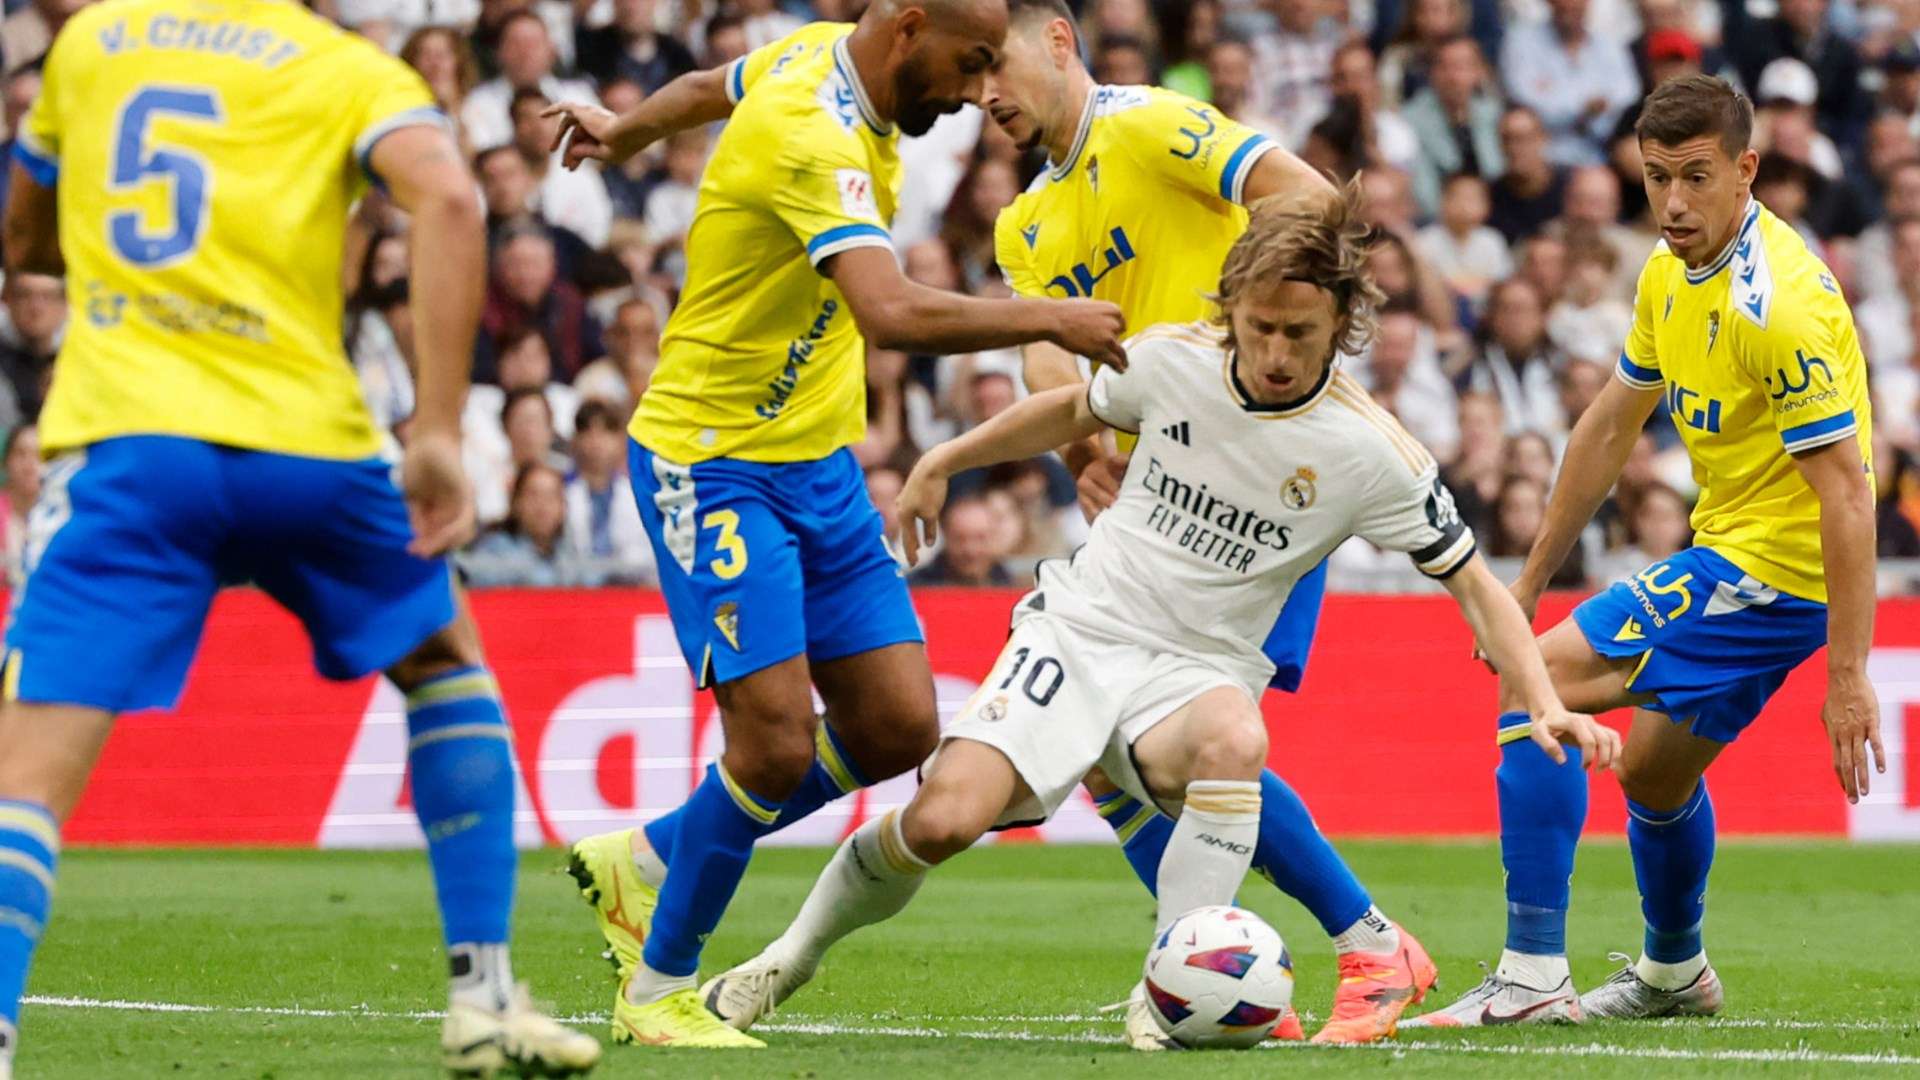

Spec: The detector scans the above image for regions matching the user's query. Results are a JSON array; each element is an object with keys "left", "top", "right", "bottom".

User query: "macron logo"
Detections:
[
  {"left": 1160, "top": 420, "right": 1190, "bottom": 446},
  {"left": 1021, "top": 223, "right": 1040, "bottom": 249}
]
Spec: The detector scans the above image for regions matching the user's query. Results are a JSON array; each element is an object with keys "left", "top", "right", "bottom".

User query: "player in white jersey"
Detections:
[{"left": 686, "top": 190, "right": 1617, "bottom": 1037}]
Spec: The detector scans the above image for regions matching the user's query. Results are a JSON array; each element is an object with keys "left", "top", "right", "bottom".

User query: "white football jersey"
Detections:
[{"left": 1033, "top": 321, "right": 1477, "bottom": 691}]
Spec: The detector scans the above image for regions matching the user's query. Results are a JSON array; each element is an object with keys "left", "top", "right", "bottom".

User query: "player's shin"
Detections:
[
  {"left": 770, "top": 808, "right": 929, "bottom": 975},
  {"left": 1091, "top": 789, "right": 1175, "bottom": 897},
  {"left": 1249, "top": 770, "right": 1377, "bottom": 941},
  {"left": 403, "top": 667, "right": 518, "bottom": 1010},
  {"left": 629, "top": 762, "right": 782, "bottom": 1004},
  {"left": 1156, "top": 781, "right": 1262, "bottom": 931},
  {"left": 1627, "top": 781, "right": 1714, "bottom": 988},
  {"left": 0, "top": 800, "right": 56, "bottom": 1064},
  {"left": 1496, "top": 712, "right": 1585, "bottom": 985}
]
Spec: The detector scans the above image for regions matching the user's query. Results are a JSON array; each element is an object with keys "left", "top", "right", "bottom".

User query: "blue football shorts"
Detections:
[
  {"left": 629, "top": 440, "right": 924, "bottom": 688},
  {"left": 3, "top": 435, "right": 456, "bottom": 713},
  {"left": 1571, "top": 545, "right": 1827, "bottom": 742}
]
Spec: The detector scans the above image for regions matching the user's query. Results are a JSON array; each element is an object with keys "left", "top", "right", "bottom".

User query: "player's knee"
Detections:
[
  {"left": 901, "top": 785, "right": 989, "bottom": 865},
  {"left": 1616, "top": 758, "right": 1696, "bottom": 812},
  {"left": 1188, "top": 711, "right": 1268, "bottom": 781},
  {"left": 835, "top": 686, "right": 939, "bottom": 783},
  {"left": 725, "top": 719, "right": 818, "bottom": 800},
  {"left": 387, "top": 617, "right": 485, "bottom": 691}
]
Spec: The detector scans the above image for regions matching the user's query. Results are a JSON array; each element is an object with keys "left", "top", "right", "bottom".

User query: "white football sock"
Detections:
[
  {"left": 623, "top": 964, "right": 697, "bottom": 1006},
  {"left": 1330, "top": 905, "right": 1401, "bottom": 955},
  {"left": 768, "top": 809, "right": 930, "bottom": 974},
  {"left": 630, "top": 830, "right": 667, "bottom": 889},
  {"left": 448, "top": 942, "right": 514, "bottom": 1011},
  {"left": 1635, "top": 950, "right": 1708, "bottom": 990},
  {"left": 1156, "top": 780, "right": 1261, "bottom": 932},
  {"left": 1496, "top": 947, "right": 1571, "bottom": 989}
]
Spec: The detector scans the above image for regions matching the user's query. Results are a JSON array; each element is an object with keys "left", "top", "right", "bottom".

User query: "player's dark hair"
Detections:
[
  {"left": 575, "top": 398, "right": 623, "bottom": 434},
  {"left": 1209, "top": 177, "right": 1384, "bottom": 358},
  {"left": 1636, "top": 74, "right": 1753, "bottom": 159},
  {"left": 1007, "top": 0, "right": 1079, "bottom": 52}
]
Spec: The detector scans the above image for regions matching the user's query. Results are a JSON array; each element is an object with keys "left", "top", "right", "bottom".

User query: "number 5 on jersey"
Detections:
[
  {"left": 704, "top": 509, "right": 748, "bottom": 580},
  {"left": 111, "top": 86, "right": 223, "bottom": 267}
]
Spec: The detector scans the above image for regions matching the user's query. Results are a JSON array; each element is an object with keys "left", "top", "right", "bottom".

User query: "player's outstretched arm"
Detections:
[
  {"left": 895, "top": 383, "right": 1107, "bottom": 566},
  {"left": 828, "top": 247, "right": 1128, "bottom": 368},
  {"left": 543, "top": 67, "right": 733, "bottom": 170},
  {"left": 1022, "top": 341, "right": 1119, "bottom": 517},
  {"left": 371, "top": 124, "right": 486, "bottom": 556},
  {"left": 1793, "top": 436, "right": 1884, "bottom": 802},
  {"left": 1513, "top": 375, "right": 1662, "bottom": 616},
  {"left": 2, "top": 163, "right": 61, "bottom": 277},
  {"left": 1444, "top": 553, "right": 1620, "bottom": 770},
  {"left": 1240, "top": 145, "right": 1339, "bottom": 218}
]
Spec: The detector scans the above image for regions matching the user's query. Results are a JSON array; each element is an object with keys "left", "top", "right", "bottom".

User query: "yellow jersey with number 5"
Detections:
[
  {"left": 15, "top": 0, "right": 444, "bottom": 460},
  {"left": 1614, "top": 199, "right": 1871, "bottom": 603}
]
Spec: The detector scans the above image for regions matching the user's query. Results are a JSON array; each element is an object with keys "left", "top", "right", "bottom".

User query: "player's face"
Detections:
[
  {"left": 1228, "top": 279, "right": 1342, "bottom": 405},
  {"left": 982, "top": 19, "right": 1067, "bottom": 153},
  {"left": 1640, "top": 134, "right": 1758, "bottom": 267},
  {"left": 893, "top": 4, "right": 1006, "bottom": 137}
]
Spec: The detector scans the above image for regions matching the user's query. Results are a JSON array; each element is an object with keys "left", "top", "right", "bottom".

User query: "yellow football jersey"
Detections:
[
  {"left": 1616, "top": 199, "right": 1872, "bottom": 603},
  {"left": 631, "top": 23, "right": 900, "bottom": 465},
  {"left": 16, "top": 0, "right": 443, "bottom": 460},
  {"left": 993, "top": 85, "right": 1278, "bottom": 451}
]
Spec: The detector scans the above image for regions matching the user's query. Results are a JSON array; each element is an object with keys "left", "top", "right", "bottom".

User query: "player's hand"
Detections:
[
  {"left": 1048, "top": 300, "right": 1127, "bottom": 370},
  {"left": 401, "top": 428, "right": 478, "bottom": 557},
  {"left": 542, "top": 102, "right": 621, "bottom": 169},
  {"left": 894, "top": 463, "right": 950, "bottom": 569},
  {"left": 1529, "top": 707, "right": 1619, "bottom": 771},
  {"left": 1823, "top": 668, "right": 1885, "bottom": 803},
  {"left": 1077, "top": 452, "right": 1128, "bottom": 523}
]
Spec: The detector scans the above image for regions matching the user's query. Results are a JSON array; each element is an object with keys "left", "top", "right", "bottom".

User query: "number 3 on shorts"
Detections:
[{"left": 704, "top": 509, "right": 749, "bottom": 579}]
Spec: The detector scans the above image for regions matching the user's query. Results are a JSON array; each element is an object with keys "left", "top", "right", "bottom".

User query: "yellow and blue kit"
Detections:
[
  {"left": 1574, "top": 199, "right": 1870, "bottom": 740},
  {"left": 5, "top": 0, "right": 456, "bottom": 711},
  {"left": 628, "top": 24, "right": 920, "bottom": 686},
  {"left": 992, "top": 84, "right": 1324, "bottom": 691}
]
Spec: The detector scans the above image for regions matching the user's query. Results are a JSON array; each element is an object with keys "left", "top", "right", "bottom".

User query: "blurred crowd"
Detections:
[{"left": 5, "top": 0, "right": 1920, "bottom": 589}]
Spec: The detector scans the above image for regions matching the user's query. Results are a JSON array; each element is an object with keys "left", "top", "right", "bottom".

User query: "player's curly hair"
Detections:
[{"left": 1208, "top": 177, "right": 1384, "bottom": 359}]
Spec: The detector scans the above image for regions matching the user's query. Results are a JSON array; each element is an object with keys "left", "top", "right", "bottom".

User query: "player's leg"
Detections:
[
  {"left": 1579, "top": 709, "right": 1727, "bottom": 1019},
  {"left": 1127, "top": 687, "right": 1266, "bottom": 931},
  {"left": 239, "top": 450, "right": 597, "bottom": 1074}
]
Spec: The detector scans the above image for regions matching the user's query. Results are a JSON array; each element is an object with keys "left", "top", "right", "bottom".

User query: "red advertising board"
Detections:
[{"left": 47, "top": 589, "right": 1920, "bottom": 846}]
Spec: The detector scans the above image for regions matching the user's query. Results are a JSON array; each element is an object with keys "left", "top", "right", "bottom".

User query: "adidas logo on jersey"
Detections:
[{"left": 1160, "top": 420, "right": 1191, "bottom": 446}]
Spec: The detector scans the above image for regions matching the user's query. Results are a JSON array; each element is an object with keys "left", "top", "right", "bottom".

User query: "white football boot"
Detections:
[
  {"left": 698, "top": 947, "right": 815, "bottom": 1031},
  {"left": 1400, "top": 961, "right": 1583, "bottom": 1028},
  {"left": 441, "top": 983, "right": 602, "bottom": 1077},
  {"left": 1579, "top": 953, "right": 1724, "bottom": 1020}
]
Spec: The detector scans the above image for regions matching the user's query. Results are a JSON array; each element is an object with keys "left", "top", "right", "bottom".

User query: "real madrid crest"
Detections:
[
  {"left": 980, "top": 695, "right": 1009, "bottom": 723},
  {"left": 1281, "top": 466, "right": 1317, "bottom": 510}
]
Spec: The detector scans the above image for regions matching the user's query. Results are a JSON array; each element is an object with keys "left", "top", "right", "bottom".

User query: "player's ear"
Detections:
[
  {"left": 1736, "top": 147, "right": 1759, "bottom": 189},
  {"left": 895, "top": 5, "right": 927, "bottom": 46},
  {"left": 1050, "top": 17, "right": 1074, "bottom": 64}
]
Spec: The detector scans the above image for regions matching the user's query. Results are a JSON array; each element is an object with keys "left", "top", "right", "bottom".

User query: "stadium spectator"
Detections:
[
  {"left": 481, "top": 225, "right": 601, "bottom": 381},
  {"left": 735, "top": 0, "right": 803, "bottom": 50},
  {"left": 400, "top": 26, "right": 481, "bottom": 155},
  {"left": 1205, "top": 37, "right": 1283, "bottom": 134},
  {"left": 641, "top": 128, "right": 709, "bottom": 257},
  {"left": 702, "top": 12, "right": 751, "bottom": 67},
  {"left": 1, "top": 0, "right": 83, "bottom": 77},
  {"left": 1859, "top": 218, "right": 1920, "bottom": 449},
  {"left": 1515, "top": 231, "right": 1570, "bottom": 308},
  {"left": 866, "top": 466, "right": 906, "bottom": 541},
  {"left": 1553, "top": 165, "right": 1649, "bottom": 296},
  {"left": 2, "top": 422, "right": 35, "bottom": 588},
  {"left": 941, "top": 156, "right": 1021, "bottom": 290},
  {"left": 575, "top": 296, "right": 661, "bottom": 411},
  {"left": 1499, "top": 0, "right": 1639, "bottom": 167},
  {"left": 1857, "top": 159, "right": 1920, "bottom": 301},
  {"left": 1875, "top": 435, "right": 1920, "bottom": 555},
  {"left": 564, "top": 400, "right": 656, "bottom": 584},
  {"left": 1255, "top": 0, "right": 1343, "bottom": 142},
  {"left": 1632, "top": 25, "right": 1704, "bottom": 96},
  {"left": 1416, "top": 172, "right": 1511, "bottom": 307},
  {"left": 1325, "top": 39, "right": 1420, "bottom": 175},
  {"left": 1547, "top": 234, "right": 1631, "bottom": 364},
  {"left": 1877, "top": 41, "right": 1920, "bottom": 122},
  {"left": 1554, "top": 356, "right": 1608, "bottom": 432},
  {"left": 594, "top": 78, "right": 655, "bottom": 221},
  {"left": 1488, "top": 106, "right": 1570, "bottom": 244},
  {"left": 1441, "top": 391, "right": 1506, "bottom": 539},
  {"left": 1753, "top": 152, "right": 1826, "bottom": 252},
  {"left": 1093, "top": 35, "right": 1154, "bottom": 85},
  {"left": 474, "top": 145, "right": 596, "bottom": 277},
  {"left": 0, "top": 66, "right": 39, "bottom": 216},
  {"left": 1361, "top": 305, "right": 1461, "bottom": 461},
  {"left": 474, "top": 325, "right": 582, "bottom": 441},
  {"left": 1589, "top": 480, "right": 1692, "bottom": 585},
  {"left": 575, "top": 0, "right": 696, "bottom": 92},
  {"left": 1369, "top": 229, "right": 1466, "bottom": 353},
  {"left": 462, "top": 9, "right": 598, "bottom": 153},
  {"left": 347, "top": 271, "right": 415, "bottom": 441},
  {"left": 461, "top": 462, "right": 601, "bottom": 587},
  {"left": 1752, "top": 58, "right": 1844, "bottom": 181},
  {"left": 1726, "top": 0, "right": 1869, "bottom": 152},
  {"left": 908, "top": 495, "right": 1015, "bottom": 587},
  {"left": 1490, "top": 472, "right": 1588, "bottom": 587},
  {"left": 1156, "top": 0, "right": 1219, "bottom": 100},
  {"left": 856, "top": 347, "right": 911, "bottom": 471},
  {"left": 1403, "top": 34, "right": 1504, "bottom": 217},
  {"left": 1376, "top": 0, "right": 1469, "bottom": 106},
  {"left": 510, "top": 88, "right": 613, "bottom": 248},
  {"left": 505, "top": 384, "right": 570, "bottom": 473},
  {"left": 0, "top": 271, "right": 61, "bottom": 428},
  {"left": 1471, "top": 277, "right": 1567, "bottom": 437}
]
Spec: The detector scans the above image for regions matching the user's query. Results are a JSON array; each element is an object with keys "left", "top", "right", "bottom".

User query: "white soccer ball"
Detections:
[{"left": 1142, "top": 904, "right": 1294, "bottom": 1049}]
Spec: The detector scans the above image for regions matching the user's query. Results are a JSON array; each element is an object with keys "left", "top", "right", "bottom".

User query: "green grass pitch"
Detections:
[{"left": 19, "top": 840, "right": 1920, "bottom": 1077}]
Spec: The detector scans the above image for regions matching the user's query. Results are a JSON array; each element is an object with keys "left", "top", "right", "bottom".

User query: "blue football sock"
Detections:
[
  {"left": 0, "top": 800, "right": 58, "bottom": 1035},
  {"left": 1091, "top": 789, "right": 1174, "bottom": 897},
  {"left": 405, "top": 667, "right": 516, "bottom": 946},
  {"left": 1627, "top": 781, "right": 1714, "bottom": 963},
  {"left": 642, "top": 762, "right": 781, "bottom": 978},
  {"left": 1496, "top": 712, "right": 1586, "bottom": 956},
  {"left": 644, "top": 719, "right": 868, "bottom": 865},
  {"left": 1250, "top": 770, "right": 1372, "bottom": 936}
]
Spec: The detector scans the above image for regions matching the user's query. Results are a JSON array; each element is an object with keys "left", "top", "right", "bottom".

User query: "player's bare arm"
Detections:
[
  {"left": 1021, "top": 340, "right": 1120, "bottom": 517},
  {"left": 1240, "top": 144, "right": 1339, "bottom": 216},
  {"left": 1512, "top": 375, "right": 1664, "bottom": 618},
  {"left": 2, "top": 163, "right": 61, "bottom": 277},
  {"left": 827, "top": 246, "right": 1127, "bottom": 366},
  {"left": 1791, "top": 436, "right": 1884, "bottom": 801},
  {"left": 1446, "top": 554, "right": 1619, "bottom": 770},
  {"left": 895, "top": 382, "right": 1103, "bottom": 564},
  {"left": 369, "top": 125, "right": 486, "bottom": 556},
  {"left": 544, "top": 66, "right": 733, "bottom": 170}
]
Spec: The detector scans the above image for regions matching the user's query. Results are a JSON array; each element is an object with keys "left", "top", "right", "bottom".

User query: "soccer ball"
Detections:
[{"left": 1142, "top": 905, "right": 1294, "bottom": 1049}]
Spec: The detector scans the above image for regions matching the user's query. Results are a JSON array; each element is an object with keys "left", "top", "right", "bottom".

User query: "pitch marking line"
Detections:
[{"left": 23, "top": 995, "right": 1919, "bottom": 1067}]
